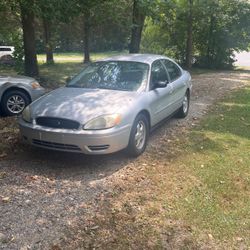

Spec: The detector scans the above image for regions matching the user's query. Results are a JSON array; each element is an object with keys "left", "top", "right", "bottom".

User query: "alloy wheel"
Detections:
[{"left": 6, "top": 95, "right": 26, "bottom": 114}]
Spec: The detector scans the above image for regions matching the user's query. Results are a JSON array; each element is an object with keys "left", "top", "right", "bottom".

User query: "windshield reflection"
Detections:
[{"left": 67, "top": 61, "right": 149, "bottom": 91}]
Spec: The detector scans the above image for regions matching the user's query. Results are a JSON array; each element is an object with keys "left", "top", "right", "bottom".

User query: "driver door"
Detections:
[{"left": 148, "top": 60, "right": 174, "bottom": 126}]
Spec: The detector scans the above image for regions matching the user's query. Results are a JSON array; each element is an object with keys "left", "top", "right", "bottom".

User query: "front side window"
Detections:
[
  {"left": 150, "top": 60, "right": 168, "bottom": 89},
  {"left": 162, "top": 59, "right": 182, "bottom": 81},
  {"left": 67, "top": 61, "right": 149, "bottom": 92}
]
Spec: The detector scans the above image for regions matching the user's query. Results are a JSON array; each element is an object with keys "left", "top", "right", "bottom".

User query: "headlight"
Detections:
[
  {"left": 22, "top": 106, "right": 32, "bottom": 123},
  {"left": 83, "top": 114, "right": 122, "bottom": 130},
  {"left": 31, "top": 81, "right": 41, "bottom": 89}
]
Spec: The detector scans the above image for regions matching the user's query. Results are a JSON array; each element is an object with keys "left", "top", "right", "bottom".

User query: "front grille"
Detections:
[
  {"left": 88, "top": 145, "right": 110, "bottom": 151},
  {"left": 32, "top": 139, "right": 81, "bottom": 151},
  {"left": 36, "top": 117, "right": 80, "bottom": 130}
]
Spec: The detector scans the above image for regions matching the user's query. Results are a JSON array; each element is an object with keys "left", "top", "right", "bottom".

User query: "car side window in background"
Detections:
[
  {"left": 162, "top": 59, "right": 182, "bottom": 82},
  {"left": 151, "top": 60, "right": 168, "bottom": 89},
  {"left": 0, "top": 48, "right": 11, "bottom": 51}
]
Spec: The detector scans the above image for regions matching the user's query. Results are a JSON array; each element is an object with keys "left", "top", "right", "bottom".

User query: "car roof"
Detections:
[
  {"left": 0, "top": 46, "right": 14, "bottom": 49},
  {"left": 98, "top": 54, "right": 173, "bottom": 64}
]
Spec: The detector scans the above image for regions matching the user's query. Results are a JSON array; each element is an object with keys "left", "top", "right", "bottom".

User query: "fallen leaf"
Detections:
[
  {"left": 0, "top": 172, "right": 7, "bottom": 178},
  {"left": 236, "top": 237, "right": 243, "bottom": 242},
  {"left": 30, "top": 175, "right": 39, "bottom": 181},
  {"left": 1, "top": 197, "right": 10, "bottom": 203},
  {"left": 208, "top": 234, "right": 213, "bottom": 240},
  {"left": 90, "top": 225, "right": 99, "bottom": 230}
]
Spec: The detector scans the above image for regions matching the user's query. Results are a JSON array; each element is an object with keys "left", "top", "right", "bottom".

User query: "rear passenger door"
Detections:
[
  {"left": 148, "top": 60, "right": 174, "bottom": 126},
  {"left": 162, "top": 59, "right": 186, "bottom": 111}
]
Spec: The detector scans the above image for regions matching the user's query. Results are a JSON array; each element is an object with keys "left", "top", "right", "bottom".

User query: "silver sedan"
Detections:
[
  {"left": 19, "top": 54, "right": 192, "bottom": 156},
  {"left": 0, "top": 75, "right": 45, "bottom": 115}
]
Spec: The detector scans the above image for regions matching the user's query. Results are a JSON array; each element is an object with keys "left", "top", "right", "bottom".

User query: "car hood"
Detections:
[{"left": 31, "top": 87, "right": 139, "bottom": 124}]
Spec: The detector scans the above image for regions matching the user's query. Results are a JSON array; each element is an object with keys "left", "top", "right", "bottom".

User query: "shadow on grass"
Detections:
[{"left": 203, "top": 86, "right": 250, "bottom": 140}]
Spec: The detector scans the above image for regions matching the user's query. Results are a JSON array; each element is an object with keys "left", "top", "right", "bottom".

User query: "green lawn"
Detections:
[
  {"left": 37, "top": 51, "right": 124, "bottom": 64},
  {"left": 172, "top": 87, "right": 250, "bottom": 245}
]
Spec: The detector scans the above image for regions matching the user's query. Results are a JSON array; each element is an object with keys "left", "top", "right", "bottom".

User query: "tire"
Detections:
[
  {"left": 1, "top": 90, "right": 30, "bottom": 116},
  {"left": 176, "top": 90, "right": 190, "bottom": 118},
  {"left": 127, "top": 113, "right": 149, "bottom": 157}
]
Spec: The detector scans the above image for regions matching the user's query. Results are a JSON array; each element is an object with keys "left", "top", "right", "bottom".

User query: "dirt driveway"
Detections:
[{"left": 0, "top": 71, "right": 249, "bottom": 249}]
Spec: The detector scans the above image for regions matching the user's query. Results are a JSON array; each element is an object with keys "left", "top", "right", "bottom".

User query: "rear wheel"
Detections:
[
  {"left": 176, "top": 91, "right": 190, "bottom": 118},
  {"left": 127, "top": 113, "right": 149, "bottom": 157},
  {"left": 1, "top": 90, "right": 30, "bottom": 116}
]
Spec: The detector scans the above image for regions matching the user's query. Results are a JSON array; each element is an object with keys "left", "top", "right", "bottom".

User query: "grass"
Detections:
[
  {"left": 63, "top": 85, "right": 250, "bottom": 249},
  {"left": 173, "top": 87, "right": 250, "bottom": 244},
  {"left": 37, "top": 51, "right": 124, "bottom": 64}
]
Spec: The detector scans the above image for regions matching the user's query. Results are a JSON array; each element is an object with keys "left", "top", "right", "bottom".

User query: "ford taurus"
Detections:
[{"left": 19, "top": 54, "right": 192, "bottom": 156}]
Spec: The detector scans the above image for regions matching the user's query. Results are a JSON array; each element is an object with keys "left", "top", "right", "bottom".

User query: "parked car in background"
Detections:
[
  {"left": 0, "top": 46, "right": 15, "bottom": 65},
  {"left": 0, "top": 46, "right": 14, "bottom": 58},
  {"left": 0, "top": 76, "right": 45, "bottom": 116},
  {"left": 19, "top": 54, "right": 192, "bottom": 157}
]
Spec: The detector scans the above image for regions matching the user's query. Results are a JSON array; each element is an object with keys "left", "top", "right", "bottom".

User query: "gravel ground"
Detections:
[{"left": 0, "top": 71, "right": 249, "bottom": 250}]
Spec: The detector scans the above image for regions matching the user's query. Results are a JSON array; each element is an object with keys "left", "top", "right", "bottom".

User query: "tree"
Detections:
[
  {"left": 185, "top": 0, "right": 193, "bottom": 69},
  {"left": 38, "top": 0, "right": 56, "bottom": 64},
  {"left": 141, "top": 0, "right": 250, "bottom": 69},
  {"left": 38, "top": 0, "right": 78, "bottom": 64},
  {"left": 129, "top": 0, "right": 146, "bottom": 53},
  {"left": 195, "top": 0, "right": 250, "bottom": 69},
  {"left": 43, "top": 19, "right": 54, "bottom": 64},
  {"left": 77, "top": 0, "right": 108, "bottom": 63},
  {"left": 82, "top": 9, "right": 90, "bottom": 63},
  {"left": 20, "top": 0, "right": 39, "bottom": 76}
]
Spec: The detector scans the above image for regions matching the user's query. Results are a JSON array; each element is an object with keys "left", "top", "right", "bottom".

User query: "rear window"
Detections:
[{"left": 0, "top": 48, "right": 12, "bottom": 51}]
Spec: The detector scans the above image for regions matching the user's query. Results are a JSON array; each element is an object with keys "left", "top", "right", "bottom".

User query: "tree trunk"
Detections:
[
  {"left": 207, "top": 13, "right": 215, "bottom": 67},
  {"left": 185, "top": 0, "right": 193, "bottom": 69},
  {"left": 129, "top": 0, "right": 145, "bottom": 53},
  {"left": 43, "top": 19, "right": 54, "bottom": 64},
  {"left": 20, "top": 1, "right": 39, "bottom": 77},
  {"left": 83, "top": 11, "right": 90, "bottom": 63}
]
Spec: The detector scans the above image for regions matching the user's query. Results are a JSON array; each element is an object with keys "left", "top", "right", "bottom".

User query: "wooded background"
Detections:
[{"left": 0, "top": 0, "right": 250, "bottom": 76}]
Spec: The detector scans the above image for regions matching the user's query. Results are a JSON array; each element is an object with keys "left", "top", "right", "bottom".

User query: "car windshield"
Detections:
[{"left": 67, "top": 61, "right": 149, "bottom": 91}]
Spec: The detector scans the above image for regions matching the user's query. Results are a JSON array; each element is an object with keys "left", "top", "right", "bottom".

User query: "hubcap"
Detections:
[
  {"left": 183, "top": 95, "right": 188, "bottom": 114},
  {"left": 134, "top": 121, "right": 146, "bottom": 150},
  {"left": 6, "top": 95, "right": 26, "bottom": 114}
]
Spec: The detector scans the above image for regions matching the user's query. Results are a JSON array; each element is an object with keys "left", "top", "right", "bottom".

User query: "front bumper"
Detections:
[{"left": 19, "top": 119, "right": 131, "bottom": 154}]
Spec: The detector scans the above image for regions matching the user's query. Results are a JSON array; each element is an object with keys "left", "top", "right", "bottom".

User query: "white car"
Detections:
[{"left": 0, "top": 46, "right": 14, "bottom": 58}]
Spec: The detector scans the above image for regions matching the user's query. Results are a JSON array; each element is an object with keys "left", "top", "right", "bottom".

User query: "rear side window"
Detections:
[
  {"left": 0, "top": 48, "right": 11, "bottom": 51},
  {"left": 162, "top": 59, "right": 182, "bottom": 81}
]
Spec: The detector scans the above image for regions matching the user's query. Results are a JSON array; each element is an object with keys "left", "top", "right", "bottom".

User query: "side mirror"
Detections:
[{"left": 154, "top": 80, "right": 168, "bottom": 89}]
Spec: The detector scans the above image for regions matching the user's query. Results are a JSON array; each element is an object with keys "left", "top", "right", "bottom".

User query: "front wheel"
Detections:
[
  {"left": 1, "top": 90, "right": 30, "bottom": 116},
  {"left": 176, "top": 91, "right": 190, "bottom": 118},
  {"left": 127, "top": 114, "right": 149, "bottom": 157}
]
